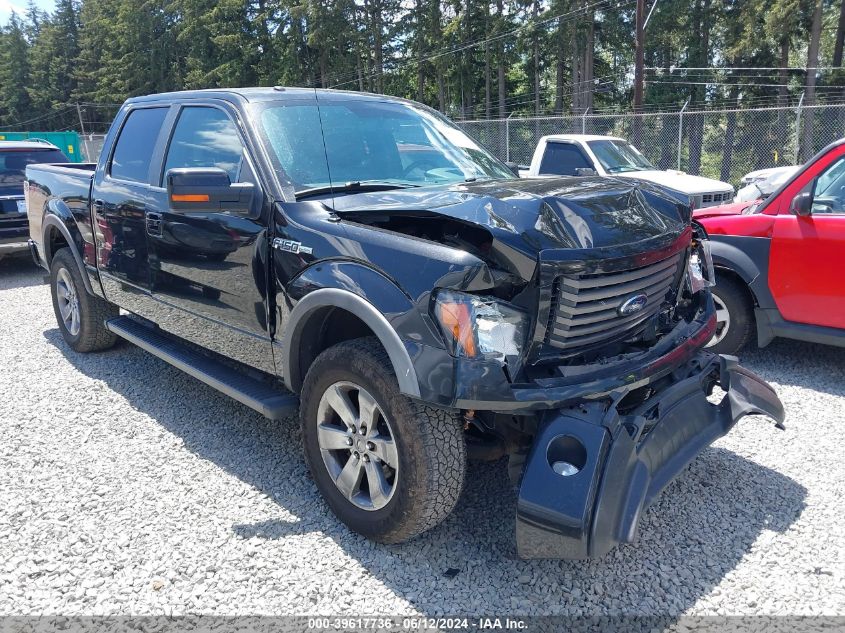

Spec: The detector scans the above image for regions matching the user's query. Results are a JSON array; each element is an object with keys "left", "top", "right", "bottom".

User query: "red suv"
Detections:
[{"left": 694, "top": 140, "right": 845, "bottom": 354}]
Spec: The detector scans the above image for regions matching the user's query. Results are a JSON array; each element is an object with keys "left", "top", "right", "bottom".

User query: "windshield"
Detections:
[
  {"left": 0, "top": 149, "right": 68, "bottom": 193},
  {"left": 587, "top": 139, "right": 655, "bottom": 173},
  {"left": 256, "top": 99, "right": 514, "bottom": 194}
]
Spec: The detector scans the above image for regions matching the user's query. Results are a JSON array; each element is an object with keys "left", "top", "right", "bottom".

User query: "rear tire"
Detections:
[
  {"left": 300, "top": 337, "right": 465, "bottom": 544},
  {"left": 50, "top": 248, "right": 119, "bottom": 353},
  {"left": 705, "top": 273, "right": 754, "bottom": 355}
]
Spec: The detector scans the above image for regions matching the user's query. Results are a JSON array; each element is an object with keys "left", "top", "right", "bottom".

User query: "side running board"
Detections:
[{"left": 105, "top": 316, "right": 298, "bottom": 420}]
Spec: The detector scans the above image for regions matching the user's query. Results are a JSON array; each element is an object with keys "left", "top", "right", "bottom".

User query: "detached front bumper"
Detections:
[{"left": 515, "top": 353, "right": 784, "bottom": 559}]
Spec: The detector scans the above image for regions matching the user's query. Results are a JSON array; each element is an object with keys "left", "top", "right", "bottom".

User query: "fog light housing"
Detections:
[{"left": 547, "top": 435, "right": 587, "bottom": 477}]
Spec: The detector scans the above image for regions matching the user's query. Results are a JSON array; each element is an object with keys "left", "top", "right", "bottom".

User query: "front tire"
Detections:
[
  {"left": 300, "top": 337, "right": 466, "bottom": 544},
  {"left": 50, "top": 248, "right": 119, "bottom": 353},
  {"left": 705, "top": 274, "right": 754, "bottom": 355}
]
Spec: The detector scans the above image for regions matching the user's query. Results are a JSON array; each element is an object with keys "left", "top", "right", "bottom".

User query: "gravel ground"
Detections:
[{"left": 1, "top": 255, "right": 843, "bottom": 618}]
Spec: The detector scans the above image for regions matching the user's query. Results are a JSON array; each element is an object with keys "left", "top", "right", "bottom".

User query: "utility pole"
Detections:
[
  {"left": 632, "top": 0, "right": 645, "bottom": 145},
  {"left": 75, "top": 103, "right": 86, "bottom": 138},
  {"left": 75, "top": 103, "right": 92, "bottom": 163}
]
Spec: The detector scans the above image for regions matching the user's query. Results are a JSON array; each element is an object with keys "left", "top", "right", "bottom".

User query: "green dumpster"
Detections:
[{"left": 0, "top": 131, "right": 82, "bottom": 162}]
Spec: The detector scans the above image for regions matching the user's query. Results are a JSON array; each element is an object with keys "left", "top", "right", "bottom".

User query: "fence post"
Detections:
[
  {"left": 794, "top": 91, "right": 805, "bottom": 164},
  {"left": 506, "top": 112, "right": 514, "bottom": 163},
  {"left": 677, "top": 98, "right": 689, "bottom": 170},
  {"left": 75, "top": 103, "right": 93, "bottom": 163},
  {"left": 581, "top": 108, "right": 589, "bottom": 134}
]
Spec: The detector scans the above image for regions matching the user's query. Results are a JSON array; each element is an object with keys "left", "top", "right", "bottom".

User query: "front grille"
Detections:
[
  {"left": 700, "top": 191, "right": 732, "bottom": 207},
  {"left": 545, "top": 251, "right": 684, "bottom": 351}
]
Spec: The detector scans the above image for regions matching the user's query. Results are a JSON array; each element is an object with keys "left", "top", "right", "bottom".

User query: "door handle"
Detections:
[
  {"left": 146, "top": 211, "right": 163, "bottom": 237},
  {"left": 92, "top": 199, "right": 105, "bottom": 212}
]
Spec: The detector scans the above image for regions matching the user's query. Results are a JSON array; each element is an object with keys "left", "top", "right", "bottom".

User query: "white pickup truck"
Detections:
[{"left": 524, "top": 134, "right": 734, "bottom": 208}]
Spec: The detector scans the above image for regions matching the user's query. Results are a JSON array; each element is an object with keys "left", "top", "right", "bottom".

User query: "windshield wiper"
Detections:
[
  {"left": 606, "top": 166, "right": 638, "bottom": 173},
  {"left": 295, "top": 180, "right": 420, "bottom": 200}
]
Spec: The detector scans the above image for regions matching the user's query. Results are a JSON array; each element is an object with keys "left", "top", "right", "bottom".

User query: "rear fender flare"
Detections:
[{"left": 41, "top": 211, "right": 94, "bottom": 295}]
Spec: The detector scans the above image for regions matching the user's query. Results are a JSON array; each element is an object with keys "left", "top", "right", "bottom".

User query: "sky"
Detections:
[{"left": 0, "top": 0, "right": 54, "bottom": 23}]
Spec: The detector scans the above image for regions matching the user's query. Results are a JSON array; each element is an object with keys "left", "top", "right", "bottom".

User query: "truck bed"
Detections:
[
  {"left": 29, "top": 162, "right": 97, "bottom": 176},
  {"left": 25, "top": 163, "right": 96, "bottom": 264}
]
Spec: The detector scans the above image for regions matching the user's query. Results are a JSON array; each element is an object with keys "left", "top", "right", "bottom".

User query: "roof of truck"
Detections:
[
  {"left": 0, "top": 140, "right": 60, "bottom": 151},
  {"left": 126, "top": 87, "right": 410, "bottom": 105},
  {"left": 539, "top": 134, "right": 626, "bottom": 143}
]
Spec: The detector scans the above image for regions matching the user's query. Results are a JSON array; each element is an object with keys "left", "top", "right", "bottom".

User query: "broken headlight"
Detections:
[
  {"left": 433, "top": 290, "right": 529, "bottom": 361},
  {"left": 687, "top": 237, "right": 716, "bottom": 294}
]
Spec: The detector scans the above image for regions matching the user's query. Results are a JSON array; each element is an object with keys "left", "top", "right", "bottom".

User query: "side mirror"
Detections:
[
  {"left": 790, "top": 191, "right": 813, "bottom": 217},
  {"left": 574, "top": 167, "right": 597, "bottom": 177},
  {"left": 166, "top": 167, "right": 255, "bottom": 213},
  {"left": 505, "top": 161, "right": 521, "bottom": 177}
]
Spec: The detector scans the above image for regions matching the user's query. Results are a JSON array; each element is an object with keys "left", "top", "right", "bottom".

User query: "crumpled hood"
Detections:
[
  {"left": 693, "top": 200, "right": 755, "bottom": 219},
  {"left": 331, "top": 176, "right": 689, "bottom": 258},
  {"left": 615, "top": 170, "right": 732, "bottom": 195}
]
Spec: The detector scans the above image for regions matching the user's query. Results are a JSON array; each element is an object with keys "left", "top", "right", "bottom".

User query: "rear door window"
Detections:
[
  {"left": 110, "top": 107, "right": 168, "bottom": 183},
  {"left": 539, "top": 142, "right": 592, "bottom": 176}
]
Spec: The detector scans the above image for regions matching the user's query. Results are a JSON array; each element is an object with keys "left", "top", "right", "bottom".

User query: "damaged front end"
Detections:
[
  {"left": 510, "top": 224, "right": 785, "bottom": 559},
  {"left": 333, "top": 178, "right": 785, "bottom": 560},
  {"left": 516, "top": 354, "right": 785, "bottom": 559}
]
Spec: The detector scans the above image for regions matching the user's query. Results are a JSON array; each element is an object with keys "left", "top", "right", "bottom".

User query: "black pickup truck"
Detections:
[{"left": 26, "top": 88, "right": 784, "bottom": 559}]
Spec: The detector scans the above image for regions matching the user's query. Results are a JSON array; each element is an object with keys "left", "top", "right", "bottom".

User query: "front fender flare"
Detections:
[
  {"left": 41, "top": 213, "right": 94, "bottom": 296},
  {"left": 708, "top": 235, "right": 775, "bottom": 309},
  {"left": 280, "top": 288, "right": 421, "bottom": 398}
]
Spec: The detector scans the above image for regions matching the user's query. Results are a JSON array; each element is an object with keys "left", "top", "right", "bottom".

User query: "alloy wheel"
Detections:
[
  {"left": 55, "top": 268, "right": 81, "bottom": 337},
  {"left": 316, "top": 381, "right": 399, "bottom": 511},
  {"left": 706, "top": 293, "right": 731, "bottom": 348}
]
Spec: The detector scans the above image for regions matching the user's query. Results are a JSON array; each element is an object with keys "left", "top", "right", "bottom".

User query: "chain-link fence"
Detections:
[
  {"left": 64, "top": 104, "right": 845, "bottom": 185},
  {"left": 458, "top": 103, "right": 845, "bottom": 185},
  {"left": 77, "top": 134, "right": 107, "bottom": 163}
]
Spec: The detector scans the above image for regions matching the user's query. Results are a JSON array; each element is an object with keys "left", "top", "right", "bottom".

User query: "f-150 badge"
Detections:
[{"left": 272, "top": 238, "right": 313, "bottom": 255}]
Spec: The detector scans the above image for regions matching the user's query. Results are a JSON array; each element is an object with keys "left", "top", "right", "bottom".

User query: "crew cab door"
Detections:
[
  {"left": 146, "top": 103, "right": 274, "bottom": 374},
  {"left": 769, "top": 147, "right": 845, "bottom": 329},
  {"left": 92, "top": 106, "right": 170, "bottom": 314}
]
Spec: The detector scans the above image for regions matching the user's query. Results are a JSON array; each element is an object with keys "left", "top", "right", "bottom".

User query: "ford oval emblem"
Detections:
[{"left": 618, "top": 293, "right": 648, "bottom": 316}]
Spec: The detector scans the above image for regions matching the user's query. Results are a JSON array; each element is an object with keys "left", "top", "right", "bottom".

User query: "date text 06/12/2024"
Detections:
[{"left": 306, "top": 617, "right": 527, "bottom": 630}]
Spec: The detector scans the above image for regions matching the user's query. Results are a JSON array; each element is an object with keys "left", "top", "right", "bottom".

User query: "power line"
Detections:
[
  {"left": 647, "top": 79, "right": 845, "bottom": 89},
  {"left": 459, "top": 94, "right": 841, "bottom": 121},
  {"left": 461, "top": 90, "right": 800, "bottom": 119},
  {"left": 0, "top": 107, "right": 77, "bottom": 130},
  {"left": 645, "top": 65, "right": 844, "bottom": 72},
  {"left": 471, "top": 71, "right": 625, "bottom": 110},
  {"left": 325, "top": 0, "right": 632, "bottom": 90},
  {"left": 76, "top": 102, "right": 123, "bottom": 107},
  {"left": 645, "top": 70, "right": 804, "bottom": 79},
  {"left": 464, "top": 74, "right": 823, "bottom": 117}
]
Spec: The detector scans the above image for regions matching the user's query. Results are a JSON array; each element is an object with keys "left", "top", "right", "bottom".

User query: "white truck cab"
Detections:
[{"left": 525, "top": 134, "right": 734, "bottom": 208}]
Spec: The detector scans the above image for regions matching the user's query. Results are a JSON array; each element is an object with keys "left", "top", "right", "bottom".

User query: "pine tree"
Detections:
[
  {"left": 28, "top": 0, "right": 80, "bottom": 123},
  {"left": 0, "top": 14, "right": 32, "bottom": 126}
]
